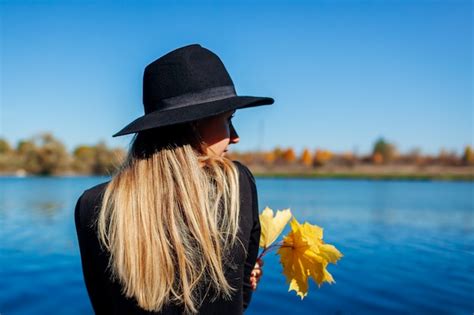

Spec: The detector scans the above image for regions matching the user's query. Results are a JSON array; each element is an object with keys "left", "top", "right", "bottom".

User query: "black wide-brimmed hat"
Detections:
[{"left": 112, "top": 43, "right": 274, "bottom": 137}]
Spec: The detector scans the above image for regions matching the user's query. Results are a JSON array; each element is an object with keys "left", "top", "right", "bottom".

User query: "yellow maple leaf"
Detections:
[
  {"left": 277, "top": 217, "right": 343, "bottom": 299},
  {"left": 259, "top": 206, "right": 292, "bottom": 248}
]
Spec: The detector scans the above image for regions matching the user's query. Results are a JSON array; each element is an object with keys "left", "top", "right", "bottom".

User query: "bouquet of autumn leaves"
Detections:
[{"left": 258, "top": 207, "right": 343, "bottom": 299}]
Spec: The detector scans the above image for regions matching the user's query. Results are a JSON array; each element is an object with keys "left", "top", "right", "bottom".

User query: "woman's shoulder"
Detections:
[
  {"left": 232, "top": 160, "right": 256, "bottom": 185},
  {"left": 82, "top": 180, "right": 110, "bottom": 200},
  {"left": 75, "top": 180, "right": 110, "bottom": 230},
  {"left": 78, "top": 181, "right": 110, "bottom": 209}
]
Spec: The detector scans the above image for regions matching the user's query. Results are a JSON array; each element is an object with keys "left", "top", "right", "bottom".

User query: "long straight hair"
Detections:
[{"left": 96, "top": 122, "right": 245, "bottom": 314}]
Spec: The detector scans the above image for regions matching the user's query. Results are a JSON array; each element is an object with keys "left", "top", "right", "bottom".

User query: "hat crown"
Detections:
[
  {"left": 143, "top": 44, "right": 235, "bottom": 114},
  {"left": 111, "top": 44, "right": 274, "bottom": 138}
]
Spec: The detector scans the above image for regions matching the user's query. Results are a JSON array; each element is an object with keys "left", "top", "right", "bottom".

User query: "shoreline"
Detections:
[
  {"left": 1, "top": 165, "right": 473, "bottom": 181},
  {"left": 252, "top": 172, "right": 473, "bottom": 181}
]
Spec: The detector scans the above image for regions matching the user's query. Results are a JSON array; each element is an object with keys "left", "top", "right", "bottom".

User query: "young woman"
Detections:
[{"left": 74, "top": 44, "right": 273, "bottom": 314}]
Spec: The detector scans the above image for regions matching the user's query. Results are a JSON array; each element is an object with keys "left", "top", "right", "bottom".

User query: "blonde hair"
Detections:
[{"left": 96, "top": 122, "right": 245, "bottom": 314}]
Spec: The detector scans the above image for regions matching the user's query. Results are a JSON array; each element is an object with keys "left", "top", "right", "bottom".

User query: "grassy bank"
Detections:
[{"left": 250, "top": 165, "right": 474, "bottom": 181}]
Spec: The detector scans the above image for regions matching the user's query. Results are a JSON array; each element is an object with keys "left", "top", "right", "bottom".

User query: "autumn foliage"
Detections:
[
  {"left": 0, "top": 133, "right": 472, "bottom": 175},
  {"left": 313, "top": 149, "right": 333, "bottom": 166},
  {"left": 258, "top": 207, "right": 343, "bottom": 299},
  {"left": 300, "top": 148, "right": 313, "bottom": 167}
]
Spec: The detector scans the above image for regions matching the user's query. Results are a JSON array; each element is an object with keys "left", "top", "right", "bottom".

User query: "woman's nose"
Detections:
[{"left": 229, "top": 122, "right": 240, "bottom": 144}]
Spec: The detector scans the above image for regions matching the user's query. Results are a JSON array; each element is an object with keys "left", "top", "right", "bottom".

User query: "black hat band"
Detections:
[{"left": 151, "top": 85, "right": 237, "bottom": 113}]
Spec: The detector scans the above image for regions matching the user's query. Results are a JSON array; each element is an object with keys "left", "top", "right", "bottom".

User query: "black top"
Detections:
[{"left": 74, "top": 161, "right": 261, "bottom": 314}]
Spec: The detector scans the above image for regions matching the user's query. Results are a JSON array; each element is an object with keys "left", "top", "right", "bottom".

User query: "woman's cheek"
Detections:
[{"left": 224, "top": 121, "right": 232, "bottom": 138}]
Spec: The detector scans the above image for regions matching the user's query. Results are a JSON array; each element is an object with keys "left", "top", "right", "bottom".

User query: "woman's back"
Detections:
[
  {"left": 74, "top": 160, "right": 260, "bottom": 314},
  {"left": 75, "top": 42, "right": 272, "bottom": 314}
]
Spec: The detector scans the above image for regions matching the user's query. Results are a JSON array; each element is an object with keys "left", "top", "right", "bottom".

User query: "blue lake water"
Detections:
[{"left": 1, "top": 176, "right": 473, "bottom": 314}]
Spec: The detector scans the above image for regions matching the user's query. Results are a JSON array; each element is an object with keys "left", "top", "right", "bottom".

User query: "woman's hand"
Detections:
[{"left": 249, "top": 258, "right": 264, "bottom": 291}]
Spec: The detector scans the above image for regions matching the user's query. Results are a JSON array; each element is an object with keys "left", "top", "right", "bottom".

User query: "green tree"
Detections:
[
  {"left": 72, "top": 145, "right": 96, "bottom": 174},
  {"left": 16, "top": 139, "right": 41, "bottom": 174},
  {"left": 0, "top": 138, "right": 14, "bottom": 172},
  {"left": 372, "top": 137, "right": 397, "bottom": 164},
  {"left": 17, "top": 140, "right": 36, "bottom": 154},
  {"left": 15, "top": 133, "right": 69, "bottom": 175},
  {"left": 33, "top": 133, "right": 70, "bottom": 175},
  {"left": 0, "top": 138, "right": 11, "bottom": 154}
]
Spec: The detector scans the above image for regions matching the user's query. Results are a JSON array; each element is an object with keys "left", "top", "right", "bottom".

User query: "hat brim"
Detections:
[{"left": 112, "top": 95, "right": 274, "bottom": 137}]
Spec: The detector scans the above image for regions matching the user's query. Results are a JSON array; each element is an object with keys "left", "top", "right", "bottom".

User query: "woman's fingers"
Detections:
[
  {"left": 251, "top": 269, "right": 263, "bottom": 278},
  {"left": 254, "top": 259, "right": 264, "bottom": 269},
  {"left": 250, "top": 258, "right": 265, "bottom": 290},
  {"left": 250, "top": 277, "right": 258, "bottom": 290}
]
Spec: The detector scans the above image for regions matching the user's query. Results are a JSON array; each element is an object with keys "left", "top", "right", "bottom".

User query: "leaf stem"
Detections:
[{"left": 257, "top": 242, "right": 293, "bottom": 260}]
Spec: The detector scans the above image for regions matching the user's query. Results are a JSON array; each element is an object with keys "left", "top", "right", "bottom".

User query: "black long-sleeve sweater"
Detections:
[{"left": 74, "top": 161, "right": 261, "bottom": 314}]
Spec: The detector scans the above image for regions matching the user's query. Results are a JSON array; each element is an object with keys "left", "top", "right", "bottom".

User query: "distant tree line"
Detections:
[
  {"left": 0, "top": 133, "right": 126, "bottom": 176},
  {"left": 227, "top": 137, "right": 474, "bottom": 168},
  {"left": 0, "top": 134, "right": 472, "bottom": 176}
]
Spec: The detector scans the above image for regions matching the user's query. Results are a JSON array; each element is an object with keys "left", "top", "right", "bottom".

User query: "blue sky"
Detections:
[{"left": 1, "top": 0, "right": 472, "bottom": 156}]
